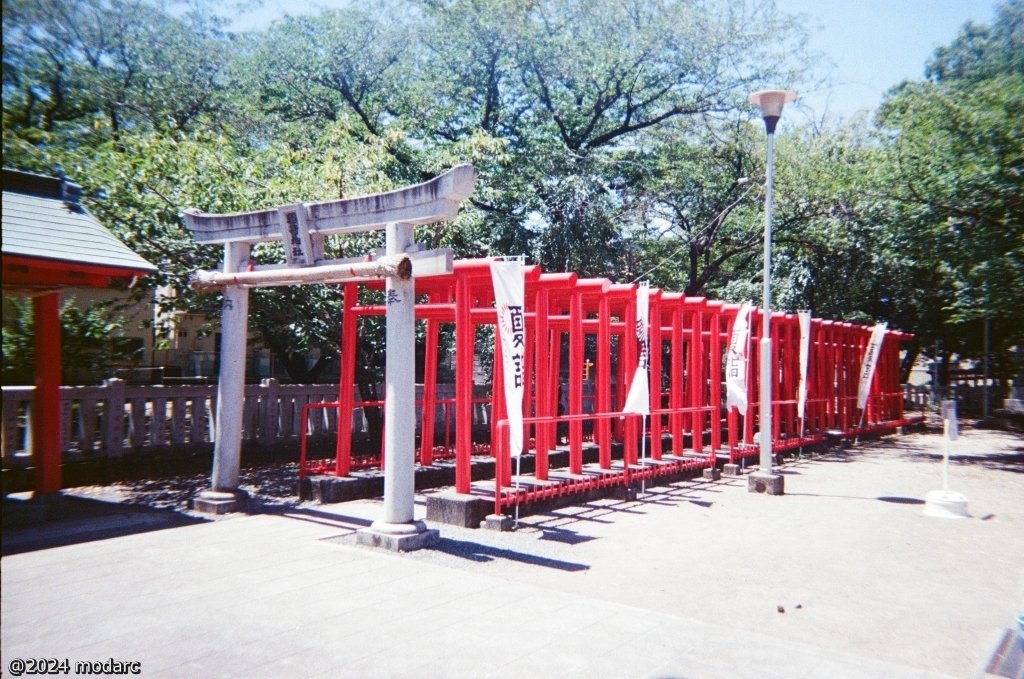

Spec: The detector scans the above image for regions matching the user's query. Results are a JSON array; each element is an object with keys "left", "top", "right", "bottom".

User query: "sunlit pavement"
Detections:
[{"left": 2, "top": 425, "right": 1021, "bottom": 678}]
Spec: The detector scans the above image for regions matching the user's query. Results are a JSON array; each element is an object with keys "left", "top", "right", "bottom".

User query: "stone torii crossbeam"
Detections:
[{"left": 182, "top": 164, "right": 475, "bottom": 549}]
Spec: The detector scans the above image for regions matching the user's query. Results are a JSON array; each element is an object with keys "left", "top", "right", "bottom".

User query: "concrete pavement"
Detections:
[{"left": 2, "top": 423, "right": 1022, "bottom": 678}]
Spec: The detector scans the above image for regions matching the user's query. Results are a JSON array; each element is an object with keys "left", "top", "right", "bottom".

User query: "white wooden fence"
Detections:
[
  {"left": 2, "top": 379, "right": 354, "bottom": 469},
  {"left": 3, "top": 380, "right": 927, "bottom": 470}
]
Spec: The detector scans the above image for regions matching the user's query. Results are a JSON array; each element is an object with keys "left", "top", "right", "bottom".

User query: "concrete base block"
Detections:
[
  {"left": 722, "top": 464, "right": 742, "bottom": 477},
  {"left": 356, "top": 521, "right": 440, "bottom": 552},
  {"left": 826, "top": 430, "right": 846, "bottom": 447},
  {"left": 425, "top": 492, "right": 492, "bottom": 528},
  {"left": 193, "top": 489, "right": 248, "bottom": 515},
  {"left": 747, "top": 472, "right": 784, "bottom": 495},
  {"left": 702, "top": 468, "right": 721, "bottom": 481},
  {"left": 482, "top": 514, "right": 514, "bottom": 531}
]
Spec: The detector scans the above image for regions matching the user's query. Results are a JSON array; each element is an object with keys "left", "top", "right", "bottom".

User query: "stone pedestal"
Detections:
[
  {"left": 722, "top": 464, "right": 742, "bottom": 477},
  {"left": 482, "top": 514, "right": 514, "bottom": 532},
  {"left": 193, "top": 489, "right": 248, "bottom": 515},
  {"left": 425, "top": 492, "right": 492, "bottom": 528},
  {"left": 702, "top": 468, "right": 722, "bottom": 481},
  {"left": 356, "top": 520, "right": 440, "bottom": 552},
  {"left": 747, "top": 472, "right": 784, "bottom": 495}
]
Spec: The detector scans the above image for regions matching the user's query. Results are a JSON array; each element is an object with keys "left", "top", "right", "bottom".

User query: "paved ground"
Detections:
[{"left": 2, "top": 421, "right": 1022, "bottom": 678}]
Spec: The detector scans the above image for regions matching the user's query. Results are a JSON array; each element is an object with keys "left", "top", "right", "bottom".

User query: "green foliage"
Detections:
[
  {"left": 4, "top": 0, "right": 1016, "bottom": 387},
  {"left": 875, "top": 0, "right": 1024, "bottom": 370},
  {"left": 1, "top": 296, "right": 140, "bottom": 384}
]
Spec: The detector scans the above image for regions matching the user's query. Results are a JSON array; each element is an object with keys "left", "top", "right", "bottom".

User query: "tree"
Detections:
[
  {"left": 3, "top": 0, "right": 818, "bottom": 385},
  {"left": 874, "top": 0, "right": 1024, "bottom": 385},
  {"left": 2, "top": 0, "right": 231, "bottom": 138},
  {"left": 613, "top": 117, "right": 764, "bottom": 295},
  {"left": 2, "top": 296, "right": 141, "bottom": 384}
]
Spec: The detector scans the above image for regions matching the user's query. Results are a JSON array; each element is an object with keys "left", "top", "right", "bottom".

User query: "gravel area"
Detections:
[{"left": 63, "top": 462, "right": 307, "bottom": 517}]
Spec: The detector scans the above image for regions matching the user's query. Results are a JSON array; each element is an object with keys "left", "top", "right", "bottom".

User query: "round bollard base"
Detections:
[{"left": 923, "top": 490, "right": 969, "bottom": 519}]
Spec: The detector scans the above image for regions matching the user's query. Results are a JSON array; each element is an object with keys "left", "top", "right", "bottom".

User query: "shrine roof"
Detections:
[{"left": 2, "top": 169, "right": 156, "bottom": 279}]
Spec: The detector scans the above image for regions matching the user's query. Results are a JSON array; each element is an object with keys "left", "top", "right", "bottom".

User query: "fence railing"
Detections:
[
  {"left": 903, "top": 385, "right": 930, "bottom": 413},
  {"left": 3, "top": 379, "right": 929, "bottom": 472},
  {"left": 3, "top": 379, "right": 473, "bottom": 469}
]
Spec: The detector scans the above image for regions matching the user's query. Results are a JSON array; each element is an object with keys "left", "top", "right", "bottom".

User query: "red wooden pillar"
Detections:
[
  {"left": 770, "top": 312, "right": 782, "bottom": 448},
  {"left": 844, "top": 323, "right": 858, "bottom": 432},
  {"left": 782, "top": 317, "right": 798, "bottom": 440},
  {"left": 808, "top": 319, "right": 821, "bottom": 436},
  {"left": 569, "top": 288, "right": 584, "bottom": 473},
  {"left": 523, "top": 314, "right": 535, "bottom": 455},
  {"left": 687, "top": 299, "right": 704, "bottom": 455},
  {"left": 894, "top": 333, "right": 907, "bottom": 423},
  {"left": 649, "top": 290, "right": 664, "bottom": 461},
  {"left": 455, "top": 273, "right": 474, "bottom": 493},
  {"left": 534, "top": 286, "right": 551, "bottom": 479},
  {"left": 420, "top": 315, "right": 440, "bottom": 466},
  {"left": 597, "top": 292, "right": 612, "bottom": 467},
  {"left": 722, "top": 304, "right": 741, "bottom": 460},
  {"left": 746, "top": 308, "right": 761, "bottom": 447},
  {"left": 335, "top": 283, "right": 358, "bottom": 477},
  {"left": 549, "top": 324, "right": 564, "bottom": 451},
  {"left": 823, "top": 321, "right": 836, "bottom": 430},
  {"left": 622, "top": 285, "right": 638, "bottom": 466},
  {"left": 838, "top": 323, "right": 849, "bottom": 431},
  {"left": 827, "top": 323, "right": 835, "bottom": 430},
  {"left": 708, "top": 302, "right": 723, "bottom": 452},
  {"left": 34, "top": 292, "right": 62, "bottom": 495},
  {"left": 670, "top": 302, "right": 684, "bottom": 454}
]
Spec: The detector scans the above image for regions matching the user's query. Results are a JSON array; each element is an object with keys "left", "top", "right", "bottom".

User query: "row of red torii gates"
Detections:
[{"left": 299, "top": 258, "right": 915, "bottom": 507}]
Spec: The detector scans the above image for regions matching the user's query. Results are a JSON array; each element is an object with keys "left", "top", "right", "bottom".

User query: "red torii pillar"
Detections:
[
  {"left": 529, "top": 272, "right": 576, "bottom": 480},
  {"left": 33, "top": 293, "right": 62, "bottom": 495}
]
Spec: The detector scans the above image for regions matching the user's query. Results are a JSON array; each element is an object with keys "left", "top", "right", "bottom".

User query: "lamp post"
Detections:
[{"left": 748, "top": 89, "right": 796, "bottom": 494}]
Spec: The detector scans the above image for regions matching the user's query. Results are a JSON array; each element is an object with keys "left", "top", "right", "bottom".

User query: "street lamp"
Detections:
[{"left": 748, "top": 89, "right": 796, "bottom": 494}]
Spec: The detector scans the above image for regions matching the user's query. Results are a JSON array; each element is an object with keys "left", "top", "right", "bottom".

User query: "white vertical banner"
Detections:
[
  {"left": 725, "top": 303, "right": 753, "bottom": 412},
  {"left": 797, "top": 310, "right": 811, "bottom": 420},
  {"left": 622, "top": 282, "right": 650, "bottom": 415},
  {"left": 490, "top": 259, "right": 526, "bottom": 457},
  {"left": 856, "top": 322, "right": 888, "bottom": 411}
]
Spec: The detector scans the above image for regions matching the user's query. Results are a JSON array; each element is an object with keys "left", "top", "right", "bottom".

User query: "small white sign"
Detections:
[
  {"left": 941, "top": 400, "right": 959, "bottom": 441},
  {"left": 278, "top": 204, "right": 320, "bottom": 267}
]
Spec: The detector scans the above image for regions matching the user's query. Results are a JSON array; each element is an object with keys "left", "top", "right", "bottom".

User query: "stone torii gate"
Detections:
[{"left": 183, "top": 164, "right": 475, "bottom": 550}]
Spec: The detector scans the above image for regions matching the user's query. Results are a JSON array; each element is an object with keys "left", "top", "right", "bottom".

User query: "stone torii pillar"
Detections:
[{"left": 183, "top": 166, "right": 474, "bottom": 550}]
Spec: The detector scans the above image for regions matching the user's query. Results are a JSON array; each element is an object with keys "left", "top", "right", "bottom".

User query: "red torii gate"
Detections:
[{"left": 301, "top": 258, "right": 917, "bottom": 507}]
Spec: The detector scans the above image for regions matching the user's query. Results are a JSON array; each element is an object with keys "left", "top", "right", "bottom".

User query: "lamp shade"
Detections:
[{"left": 748, "top": 90, "right": 797, "bottom": 118}]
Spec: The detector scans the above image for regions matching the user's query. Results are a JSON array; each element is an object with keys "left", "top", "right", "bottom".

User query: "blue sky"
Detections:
[
  {"left": 775, "top": 0, "right": 997, "bottom": 122},
  {"left": 231, "top": 0, "right": 999, "bottom": 122}
]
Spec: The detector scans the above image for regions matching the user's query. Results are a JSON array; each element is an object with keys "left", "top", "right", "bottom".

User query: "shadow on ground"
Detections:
[
  {"left": 1, "top": 495, "right": 208, "bottom": 556},
  {"left": 432, "top": 537, "right": 590, "bottom": 571}
]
